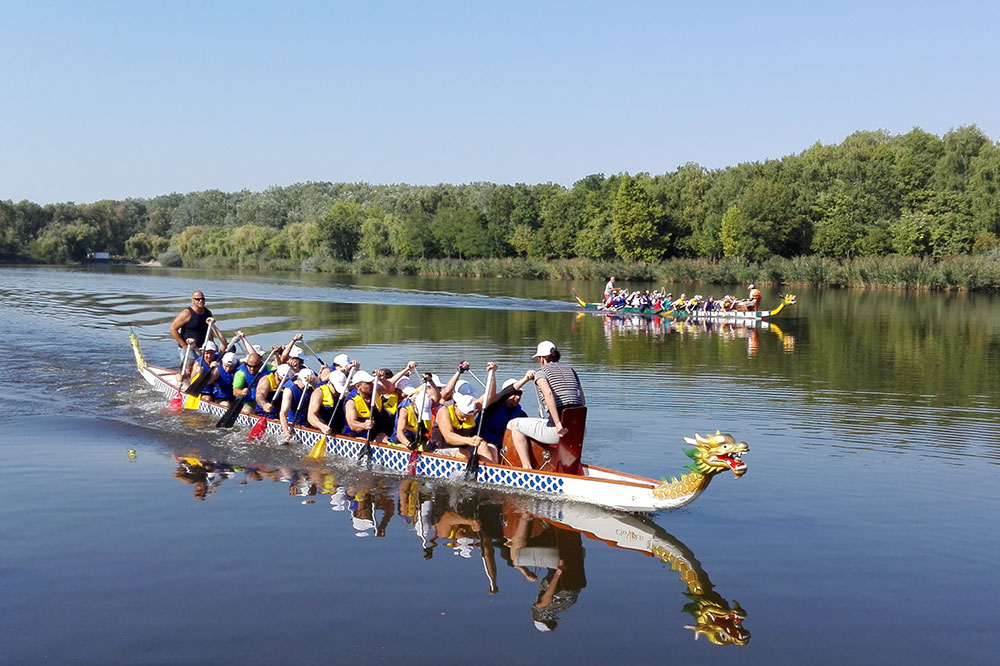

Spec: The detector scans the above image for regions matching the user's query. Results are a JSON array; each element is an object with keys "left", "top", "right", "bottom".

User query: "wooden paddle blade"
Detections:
[
  {"left": 307, "top": 435, "right": 327, "bottom": 461},
  {"left": 185, "top": 370, "right": 212, "bottom": 396},
  {"left": 216, "top": 399, "right": 244, "bottom": 428},
  {"left": 357, "top": 441, "right": 372, "bottom": 465},
  {"left": 247, "top": 415, "right": 267, "bottom": 441},
  {"left": 464, "top": 451, "right": 479, "bottom": 481}
]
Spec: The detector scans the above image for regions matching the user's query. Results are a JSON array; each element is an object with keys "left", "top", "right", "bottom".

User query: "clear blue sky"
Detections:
[{"left": 2, "top": 0, "right": 998, "bottom": 204}]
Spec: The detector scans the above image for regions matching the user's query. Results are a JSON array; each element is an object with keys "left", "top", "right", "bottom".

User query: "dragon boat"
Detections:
[
  {"left": 572, "top": 288, "right": 797, "bottom": 321},
  {"left": 131, "top": 332, "right": 748, "bottom": 513}
]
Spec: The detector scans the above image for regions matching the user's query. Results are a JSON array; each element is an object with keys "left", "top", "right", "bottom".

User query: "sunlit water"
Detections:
[{"left": 1, "top": 265, "right": 997, "bottom": 664}]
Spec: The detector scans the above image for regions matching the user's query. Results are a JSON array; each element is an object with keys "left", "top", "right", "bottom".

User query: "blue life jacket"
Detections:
[{"left": 213, "top": 364, "right": 236, "bottom": 400}]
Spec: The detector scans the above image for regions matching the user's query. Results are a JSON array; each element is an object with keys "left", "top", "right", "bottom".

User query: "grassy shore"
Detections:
[{"left": 272, "top": 253, "right": 1000, "bottom": 292}]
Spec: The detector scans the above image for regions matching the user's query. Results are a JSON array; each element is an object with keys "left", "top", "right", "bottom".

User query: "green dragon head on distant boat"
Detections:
[{"left": 652, "top": 432, "right": 748, "bottom": 503}]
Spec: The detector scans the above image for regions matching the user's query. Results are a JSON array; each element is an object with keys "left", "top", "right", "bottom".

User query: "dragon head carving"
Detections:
[
  {"left": 684, "top": 431, "right": 749, "bottom": 478},
  {"left": 781, "top": 293, "right": 797, "bottom": 305},
  {"left": 684, "top": 598, "right": 750, "bottom": 646}
]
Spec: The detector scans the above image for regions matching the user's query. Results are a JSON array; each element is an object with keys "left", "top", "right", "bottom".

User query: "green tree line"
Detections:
[{"left": 3, "top": 126, "right": 999, "bottom": 268}]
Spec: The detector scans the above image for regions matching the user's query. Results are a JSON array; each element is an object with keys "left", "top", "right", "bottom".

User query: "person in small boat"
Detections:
[
  {"left": 169, "top": 290, "right": 227, "bottom": 382},
  {"left": 232, "top": 352, "right": 266, "bottom": 414},
  {"left": 747, "top": 284, "right": 761, "bottom": 310},
  {"left": 426, "top": 392, "right": 498, "bottom": 463},
  {"left": 343, "top": 370, "right": 393, "bottom": 441},
  {"left": 507, "top": 341, "right": 585, "bottom": 471},
  {"left": 480, "top": 373, "right": 533, "bottom": 448},
  {"left": 279, "top": 367, "right": 317, "bottom": 444},
  {"left": 603, "top": 276, "right": 615, "bottom": 299}
]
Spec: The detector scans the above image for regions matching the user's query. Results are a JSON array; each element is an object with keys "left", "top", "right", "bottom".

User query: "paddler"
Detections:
[
  {"left": 255, "top": 363, "right": 293, "bottom": 418},
  {"left": 210, "top": 351, "right": 240, "bottom": 406},
  {"left": 343, "top": 370, "right": 391, "bottom": 441},
  {"left": 232, "top": 352, "right": 265, "bottom": 415},
  {"left": 507, "top": 341, "right": 585, "bottom": 470},
  {"left": 306, "top": 365, "right": 349, "bottom": 437},
  {"left": 426, "top": 391, "right": 498, "bottom": 464},
  {"left": 279, "top": 367, "right": 317, "bottom": 444}
]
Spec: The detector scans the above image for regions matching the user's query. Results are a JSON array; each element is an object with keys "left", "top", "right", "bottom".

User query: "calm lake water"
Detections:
[{"left": 1, "top": 265, "right": 998, "bottom": 664}]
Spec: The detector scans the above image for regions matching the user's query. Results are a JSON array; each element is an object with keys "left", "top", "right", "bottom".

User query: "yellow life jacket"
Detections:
[
  {"left": 402, "top": 402, "right": 433, "bottom": 434},
  {"left": 350, "top": 392, "right": 383, "bottom": 419}
]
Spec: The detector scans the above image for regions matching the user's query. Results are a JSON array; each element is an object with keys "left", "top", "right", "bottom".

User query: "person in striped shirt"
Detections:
[{"left": 507, "top": 340, "right": 586, "bottom": 470}]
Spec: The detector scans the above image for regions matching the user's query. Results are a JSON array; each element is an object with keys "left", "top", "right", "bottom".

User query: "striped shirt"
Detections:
[{"left": 536, "top": 362, "right": 584, "bottom": 421}]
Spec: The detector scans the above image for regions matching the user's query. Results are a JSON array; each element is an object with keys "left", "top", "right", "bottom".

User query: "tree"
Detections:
[
  {"left": 611, "top": 175, "right": 667, "bottom": 261},
  {"left": 969, "top": 141, "right": 1000, "bottom": 235},
  {"left": 317, "top": 201, "right": 363, "bottom": 260},
  {"left": 124, "top": 232, "right": 169, "bottom": 261}
]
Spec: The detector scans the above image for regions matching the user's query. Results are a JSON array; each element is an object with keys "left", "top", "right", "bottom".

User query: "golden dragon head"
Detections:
[
  {"left": 684, "top": 598, "right": 750, "bottom": 646},
  {"left": 683, "top": 431, "right": 749, "bottom": 478},
  {"left": 782, "top": 293, "right": 797, "bottom": 306}
]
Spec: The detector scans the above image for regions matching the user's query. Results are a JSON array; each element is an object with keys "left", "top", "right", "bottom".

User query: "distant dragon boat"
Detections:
[
  {"left": 131, "top": 332, "right": 748, "bottom": 513},
  {"left": 572, "top": 288, "right": 797, "bottom": 321}
]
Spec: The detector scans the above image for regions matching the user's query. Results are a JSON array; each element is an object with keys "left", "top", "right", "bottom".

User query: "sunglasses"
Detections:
[{"left": 193, "top": 297, "right": 205, "bottom": 302}]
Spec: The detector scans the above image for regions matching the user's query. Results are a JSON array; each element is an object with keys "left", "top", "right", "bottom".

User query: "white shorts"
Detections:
[{"left": 508, "top": 417, "right": 559, "bottom": 445}]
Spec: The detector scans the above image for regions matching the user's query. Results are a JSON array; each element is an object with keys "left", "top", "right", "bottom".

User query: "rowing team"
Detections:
[
  {"left": 176, "top": 328, "right": 573, "bottom": 468},
  {"left": 602, "top": 284, "right": 762, "bottom": 313}
]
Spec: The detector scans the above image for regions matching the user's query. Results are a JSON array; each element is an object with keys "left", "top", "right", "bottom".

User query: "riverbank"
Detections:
[{"left": 174, "top": 252, "right": 1000, "bottom": 292}]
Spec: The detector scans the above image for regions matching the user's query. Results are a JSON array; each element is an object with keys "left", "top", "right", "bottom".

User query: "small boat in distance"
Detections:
[
  {"left": 131, "top": 331, "right": 748, "bottom": 513},
  {"left": 572, "top": 288, "right": 797, "bottom": 321}
]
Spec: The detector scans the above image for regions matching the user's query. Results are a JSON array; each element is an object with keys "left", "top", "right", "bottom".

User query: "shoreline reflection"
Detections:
[{"left": 170, "top": 454, "right": 750, "bottom": 645}]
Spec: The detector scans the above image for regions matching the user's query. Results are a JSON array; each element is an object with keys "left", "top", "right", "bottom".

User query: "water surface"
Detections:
[{"left": 1, "top": 265, "right": 997, "bottom": 664}]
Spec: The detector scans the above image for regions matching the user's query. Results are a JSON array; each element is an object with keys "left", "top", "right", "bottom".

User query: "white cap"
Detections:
[
  {"left": 351, "top": 370, "right": 375, "bottom": 385},
  {"left": 203, "top": 341, "right": 218, "bottom": 352},
  {"left": 455, "top": 379, "right": 476, "bottom": 397},
  {"left": 748, "top": 284, "right": 755, "bottom": 289},
  {"left": 533, "top": 340, "right": 556, "bottom": 358},
  {"left": 453, "top": 393, "right": 477, "bottom": 415},
  {"left": 297, "top": 367, "right": 315, "bottom": 382},
  {"left": 222, "top": 352, "right": 238, "bottom": 365},
  {"left": 533, "top": 620, "right": 554, "bottom": 632},
  {"left": 428, "top": 374, "right": 446, "bottom": 388},
  {"left": 288, "top": 345, "right": 307, "bottom": 359},
  {"left": 333, "top": 353, "right": 351, "bottom": 367},
  {"left": 251, "top": 344, "right": 265, "bottom": 354},
  {"left": 276, "top": 363, "right": 292, "bottom": 380},
  {"left": 396, "top": 377, "right": 414, "bottom": 394},
  {"left": 502, "top": 378, "right": 519, "bottom": 391}
]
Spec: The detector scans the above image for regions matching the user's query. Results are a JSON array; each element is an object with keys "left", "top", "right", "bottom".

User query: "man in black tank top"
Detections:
[{"left": 169, "top": 290, "right": 227, "bottom": 376}]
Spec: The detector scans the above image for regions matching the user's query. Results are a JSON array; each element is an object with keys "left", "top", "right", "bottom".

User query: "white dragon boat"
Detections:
[{"left": 131, "top": 332, "right": 748, "bottom": 513}]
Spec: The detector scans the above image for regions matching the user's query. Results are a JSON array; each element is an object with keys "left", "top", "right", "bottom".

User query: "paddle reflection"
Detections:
[{"left": 170, "top": 454, "right": 750, "bottom": 645}]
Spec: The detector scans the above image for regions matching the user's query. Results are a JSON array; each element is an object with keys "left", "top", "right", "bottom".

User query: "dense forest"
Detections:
[{"left": 3, "top": 126, "right": 1000, "bottom": 287}]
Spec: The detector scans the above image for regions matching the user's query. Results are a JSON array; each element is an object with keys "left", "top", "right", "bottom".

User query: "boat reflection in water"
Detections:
[
  {"left": 582, "top": 311, "right": 795, "bottom": 356},
  {"left": 171, "top": 455, "right": 750, "bottom": 646}
]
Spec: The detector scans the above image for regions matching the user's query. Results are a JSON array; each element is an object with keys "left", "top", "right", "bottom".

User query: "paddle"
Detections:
[
  {"left": 169, "top": 340, "right": 194, "bottom": 411},
  {"left": 464, "top": 367, "right": 494, "bottom": 481},
  {"left": 406, "top": 376, "right": 433, "bottom": 475},
  {"left": 357, "top": 373, "right": 380, "bottom": 466},
  {"left": 299, "top": 340, "right": 326, "bottom": 368},
  {"left": 307, "top": 367, "right": 356, "bottom": 461},
  {"left": 216, "top": 348, "right": 276, "bottom": 428},
  {"left": 185, "top": 318, "right": 216, "bottom": 396}
]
